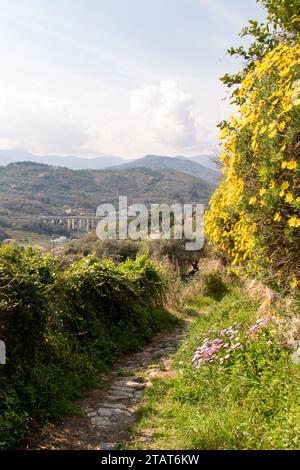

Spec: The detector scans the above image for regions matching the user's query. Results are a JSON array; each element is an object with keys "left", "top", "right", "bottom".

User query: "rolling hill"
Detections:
[{"left": 113, "top": 154, "right": 220, "bottom": 185}]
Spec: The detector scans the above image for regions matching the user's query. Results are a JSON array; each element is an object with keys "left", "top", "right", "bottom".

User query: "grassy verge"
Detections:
[{"left": 126, "top": 281, "right": 300, "bottom": 450}]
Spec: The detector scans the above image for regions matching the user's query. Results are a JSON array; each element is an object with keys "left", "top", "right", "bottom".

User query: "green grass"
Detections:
[{"left": 126, "top": 284, "right": 300, "bottom": 450}]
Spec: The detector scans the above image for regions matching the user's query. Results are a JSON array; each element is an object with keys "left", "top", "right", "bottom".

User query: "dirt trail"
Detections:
[{"left": 25, "top": 321, "right": 189, "bottom": 450}]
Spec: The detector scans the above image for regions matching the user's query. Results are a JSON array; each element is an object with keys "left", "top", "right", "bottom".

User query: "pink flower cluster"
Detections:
[
  {"left": 193, "top": 323, "right": 242, "bottom": 369},
  {"left": 248, "top": 317, "right": 269, "bottom": 336},
  {"left": 193, "top": 318, "right": 270, "bottom": 369}
]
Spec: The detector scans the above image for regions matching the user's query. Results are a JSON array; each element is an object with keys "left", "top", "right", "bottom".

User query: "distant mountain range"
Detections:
[
  {"left": 0, "top": 149, "right": 124, "bottom": 170},
  {"left": 0, "top": 149, "right": 220, "bottom": 174},
  {"left": 113, "top": 154, "right": 220, "bottom": 186}
]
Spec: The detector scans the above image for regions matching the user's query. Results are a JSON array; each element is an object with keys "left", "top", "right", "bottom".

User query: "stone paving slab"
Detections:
[{"left": 24, "top": 321, "right": 189, "bottom": 450}]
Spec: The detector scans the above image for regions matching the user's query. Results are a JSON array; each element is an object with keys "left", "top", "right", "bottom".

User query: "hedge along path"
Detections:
[{"left": 26, "top": 321, "right": 190, "bottom": 450}]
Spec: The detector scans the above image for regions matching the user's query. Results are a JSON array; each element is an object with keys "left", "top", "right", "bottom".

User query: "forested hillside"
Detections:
[{"left": 0, "top": 162, "right": 213, "bottom": 218}]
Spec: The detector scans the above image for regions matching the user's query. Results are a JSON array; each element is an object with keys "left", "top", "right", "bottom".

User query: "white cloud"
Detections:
[
  {"left": 0, "top": 79, "right": 216, "bottom": 159},
  {"left": 129, "top": 81, "right": 198, "bottom": 151}
]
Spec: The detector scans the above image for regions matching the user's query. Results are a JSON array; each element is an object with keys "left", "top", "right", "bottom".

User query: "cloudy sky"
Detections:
[{"left": 0, "top": 0, "right": 265, "bottom": 159}]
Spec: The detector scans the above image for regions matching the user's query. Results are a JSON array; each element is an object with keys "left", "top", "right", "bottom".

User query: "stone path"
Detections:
[{"left": 26, "top": 322, "right": 188, "bottom": 450}]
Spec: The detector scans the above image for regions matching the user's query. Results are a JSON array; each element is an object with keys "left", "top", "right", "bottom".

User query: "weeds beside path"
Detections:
[{"left": 125, "top": 283, "right": 300, "bottom": 450}]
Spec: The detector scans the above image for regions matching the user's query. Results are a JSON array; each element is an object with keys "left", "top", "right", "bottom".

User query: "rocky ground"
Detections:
[{"left": 24, "top": 322, "right": 189, "bottom": 450}]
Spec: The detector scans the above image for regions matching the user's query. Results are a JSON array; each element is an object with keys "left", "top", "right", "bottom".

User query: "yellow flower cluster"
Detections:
[
  {"left": 288, "top": 217, "right": 300, "bottom": 228},
  {"left": 282, "top": 160, "right": 298, "bottom": 170},
  {"left": 206, "top": 45, "right": 300, "bottom": 291}
]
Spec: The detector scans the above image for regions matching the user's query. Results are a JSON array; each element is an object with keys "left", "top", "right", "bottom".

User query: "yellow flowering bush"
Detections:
[{"left": 206, "top": 44, "right": 300, "bottom": 291}]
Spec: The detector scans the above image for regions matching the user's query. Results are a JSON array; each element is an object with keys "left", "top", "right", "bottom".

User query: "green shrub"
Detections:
[
  {"left": 0, "top": 246, "right": 174, "bottom": 448},
  {"left": 206, "top": 45, "right": 300, "bottom": 292},
  {"left": 65, "top": 235, "right": 142, "bottom": 262},
  {"left": 201, "top": 272, "right": 228, "bottom": 300},
  {"left": 145, "top": 239, "right": 203, "bottom": 275}
]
